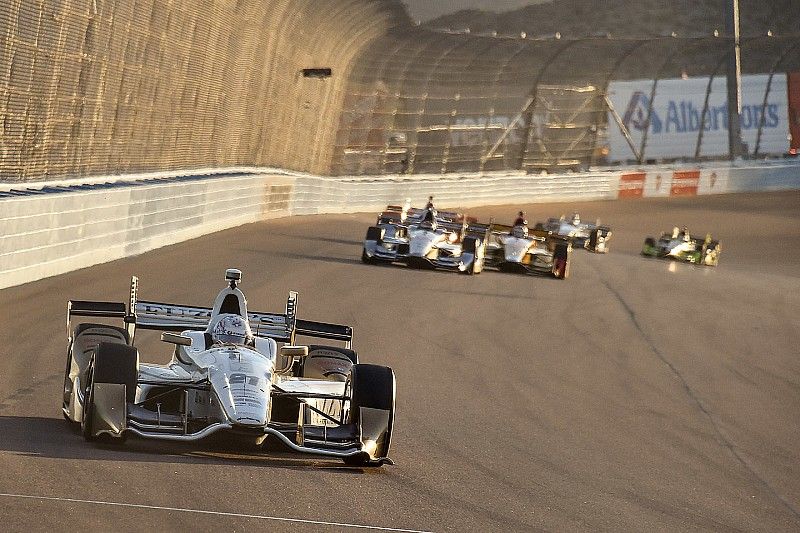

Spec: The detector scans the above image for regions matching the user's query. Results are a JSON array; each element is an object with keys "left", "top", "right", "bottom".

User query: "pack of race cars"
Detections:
[
  {"left": 361, "top": 199, "right": 721, "bottom": 278},
  {"left": 361, "top": 201, "right": 606, "bottom": 279},
  {"left": 62, "top": 200, "right": 720, "bottom": 468}
]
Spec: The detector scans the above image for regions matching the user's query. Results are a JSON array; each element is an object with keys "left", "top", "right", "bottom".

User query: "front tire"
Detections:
[
  {"left": 344, "top": 364, "right": 395, "bottom": 466},
  {"left": 81, "top": 342, "right": 138, "bottom": 442},
  {"left": 361, "top": 249, "right": 375, "bottom": 264},
  {"left": 460, "top": 236, "right": 482, "bottom": 275}
]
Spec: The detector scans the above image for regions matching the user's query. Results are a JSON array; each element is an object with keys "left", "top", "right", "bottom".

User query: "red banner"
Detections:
[
  {"left": 670, "top": 170, "right": 700, "bottom": 196},
  {"left": 618, "top": 172, "right": 646, "bottom": 198}
]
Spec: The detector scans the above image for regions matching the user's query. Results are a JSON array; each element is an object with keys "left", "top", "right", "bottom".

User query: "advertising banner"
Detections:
[
  {"left": 607, "top": 74, "right": 790, "bottom": 161},
  {"left": 670, "top": 170, "right": 700, "bottom": 196},
  {"left": 618, "top": 172, "right": 646, "bottom": 198}
]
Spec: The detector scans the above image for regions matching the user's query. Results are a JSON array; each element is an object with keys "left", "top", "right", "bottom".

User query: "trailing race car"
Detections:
[
  {"left": 363, "top": 204, "right": 486, "bottom": 274},
  {"left": 62, "top": 269, "right": 396, "bottom": 466},
  {"left": 641, "top": 227, "right": 721, "bottom": 266},
  {"left": 535, "top": 213, "right": 612, "bottom": 253},
  {"left": 376, "top": 202, "right": 473, "bottom": 227},
  {"left": 485, "top": 223, "right": 572, "bottom": 279}
]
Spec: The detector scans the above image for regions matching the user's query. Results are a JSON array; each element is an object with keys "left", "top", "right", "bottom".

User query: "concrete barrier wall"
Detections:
[
  {"left": 0, "top": 173, "right": 293, "bottom": 289},
  {"left": 1, "top": 161, "right": 799, "bottom": 289}
]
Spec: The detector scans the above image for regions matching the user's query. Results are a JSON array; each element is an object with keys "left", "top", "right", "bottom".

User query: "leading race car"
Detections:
[
  {"left": 535, "top": 213, "right": 612, "bottom": 253},
  {"left": 641, "top": 227, "right": 721, "bottom": 266},
  {"left": 484, "top": 223, "right": 572, "bottom": 279},
  {"left": 362, "top": 204, "right": 486, "bottom": 274},
  {"left": 62, "top": 269, "right": 396, "bottom": 466}
]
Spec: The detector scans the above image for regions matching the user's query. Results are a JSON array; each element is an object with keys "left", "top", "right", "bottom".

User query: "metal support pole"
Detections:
[
  {"left": 638, "top": 39, "right": 705, "bottom": 163},
  {"left": 696, "top": 47, "right": 730, "bottom": 159},
  {"left": 755, "top": 40, "right": 800, "bottom": 156},
  {"left": 591, "top": 38, "right": 654, "bottom": 164},
  {"left": 724, "top": 0, "right": 743, "bottom": 159}
]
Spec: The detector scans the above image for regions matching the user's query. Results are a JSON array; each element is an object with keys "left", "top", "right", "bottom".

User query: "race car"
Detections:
[
  {"left": 484, "top": 223, "right": 572, "bottom": 279},
  {"left": 376, "top": 202, "right": 473, "bottom": 227},
  {"left": 62, "top": 269, "right": 396, "bottom": 466},
  {"left": 363, "top": 204, "right": 486, "bottom": 274},
  {"left": 641, "top": 227, "right": 721, "bottom": 266},
  {"left": 535, "top": 213, "right": 612, "bottom": 253}
]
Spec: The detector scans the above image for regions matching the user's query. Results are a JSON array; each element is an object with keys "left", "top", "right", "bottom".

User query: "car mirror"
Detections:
[
  {"left": 161, "top": 332, "right": 192, "bottom": 346},
  {"left": 280, "top": 345, "right": 309, "bottom": 358}
]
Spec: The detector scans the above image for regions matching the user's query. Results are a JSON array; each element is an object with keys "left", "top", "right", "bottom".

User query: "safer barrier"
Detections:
[
  {"left": 0, "top": 172, "right": 293, "bottom": 289},
  {"left": 1, "top": 161, "right": 799, "bottom": 290}
]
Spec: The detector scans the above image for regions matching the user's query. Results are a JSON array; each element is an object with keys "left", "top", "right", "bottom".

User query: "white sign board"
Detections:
[{"left": 607, "top": 74, "right": 789, "bottom": 161}]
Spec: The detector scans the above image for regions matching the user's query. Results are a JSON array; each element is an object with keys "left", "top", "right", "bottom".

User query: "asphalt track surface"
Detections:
[{"left": 0, "top": 191, "right": 799, "bottom": 532}]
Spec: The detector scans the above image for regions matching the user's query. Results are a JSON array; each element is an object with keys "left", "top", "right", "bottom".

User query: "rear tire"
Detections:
[
  {"left": 703, "top": 241, "right": 721, "bottom": 266},
  {"left": 642, "top": 237, "right": 656, "bottom": 256},
  {"left": 460, "top": 236, "right": 481, "bottom": 275},
  {"left": 344, "top": 364, "right": 395, "bottom": 466},
  {"left": 589, "top": 227, "right": 611, "bottom": 253},
  {"left": 552, "top": 242, "right": 571, "bottom": 279}
]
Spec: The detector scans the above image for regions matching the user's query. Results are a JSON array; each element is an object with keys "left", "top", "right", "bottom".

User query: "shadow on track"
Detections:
[
  {"left": 0, "top": 416, "right": 381, "bottom": 475},
  {"left": 268, "top": 234, "right": 363, "bottom": 247},
  {"left": 237, "top": 249, "right": 362, "bottom": 267}
]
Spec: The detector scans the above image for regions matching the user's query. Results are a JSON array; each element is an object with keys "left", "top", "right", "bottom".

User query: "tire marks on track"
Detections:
[
  {"left": 0, "top": 372, "right": 61, "bottom": 415},
  {"left": 595, "top": 270, "right": 800, "bottom": 521}
]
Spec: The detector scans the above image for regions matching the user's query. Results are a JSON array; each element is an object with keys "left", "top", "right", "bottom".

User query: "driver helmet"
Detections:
[
  {"left": 211, "top": 314, "right": 252, "bottom": 345},
  {"left": 682, "top": 227, "right": 691, "bottom": 242},
  {"left": 571, "top": 212, "right": 581, "bottom": 226}
]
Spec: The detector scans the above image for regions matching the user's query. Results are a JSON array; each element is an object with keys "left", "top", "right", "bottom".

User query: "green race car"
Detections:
[{"left": 642, "top": 227, "right": 721, "bottom": 266}]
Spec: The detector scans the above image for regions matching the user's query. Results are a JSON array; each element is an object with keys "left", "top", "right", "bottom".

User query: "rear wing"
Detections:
[
  {"left": 437, "top": 219, "right": 467, "bottom": 233},
  {"left": 486, "top": 223, "right": 558, "bottom": 243},
  {"left": 135, "top": 302, "right": 353, "bottom": 346},
  {"left": 66, "top": 277, "right": 139, "bottom": 341},
  {"left": 489, "top": 223, "right": 513, "bottom": 235},
  {"left": 466, "top": 222, "right": 491, "bottom": 239},
  {"left": 67, "top": 278, "right": 353, "bottom": 348}
]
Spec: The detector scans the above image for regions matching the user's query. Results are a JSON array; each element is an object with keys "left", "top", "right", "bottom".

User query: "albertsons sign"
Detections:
[{"left": 607, "top": 74, "right": 789, "bottom": 161}]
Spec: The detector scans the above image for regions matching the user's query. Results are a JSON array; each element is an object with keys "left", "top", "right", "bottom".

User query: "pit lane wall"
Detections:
[{"left": 1, "top": 161, "right": 799, "bottom": 289}]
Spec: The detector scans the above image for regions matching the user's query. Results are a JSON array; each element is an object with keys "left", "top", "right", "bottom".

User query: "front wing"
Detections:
[{"left": 86, "top": 374, "right": 388, "bottom": 463}]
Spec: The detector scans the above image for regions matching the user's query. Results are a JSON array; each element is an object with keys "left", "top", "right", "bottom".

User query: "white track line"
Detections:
[{"left": 0, "top": 493, "right": 433, "bottom": 532}]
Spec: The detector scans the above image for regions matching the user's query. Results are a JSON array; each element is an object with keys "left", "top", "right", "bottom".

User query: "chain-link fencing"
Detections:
[
  {"left": 3, "top": 2, "right": 800, "bottom": 183},
  {"left": 332, "top": 30, "right": 800, "bottom": 174},
  {"left": 0, "top": 0, "right": 407, "bottom": 182}
]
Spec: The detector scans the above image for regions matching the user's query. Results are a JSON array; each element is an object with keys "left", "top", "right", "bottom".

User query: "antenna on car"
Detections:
[{"left": 225, "top": 268, "right": 242, "bottom": 289}]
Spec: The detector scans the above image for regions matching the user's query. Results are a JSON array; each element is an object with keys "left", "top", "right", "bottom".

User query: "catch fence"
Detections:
[
  {"left": 0, "top": 0, "right": 406, "bottom": 182},
  {"left": 332, "top": 31, "right": 800, "bottom": 174}
]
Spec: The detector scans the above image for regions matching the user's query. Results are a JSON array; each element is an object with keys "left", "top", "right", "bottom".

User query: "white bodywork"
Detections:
[
  {"left": 555, "top": 220, "right": 590, "bottom": 240},
  {"left": 407, "top": 227, "right": 460, "bottom": 258},
  {"left": 542, "top": 215, "right": 611, "bottom": 253},
  {"left": 497, "top": 234, "right": 554, "bottom": 264},
  {"left": 146, "top": 340, "right": 278, "bottom": 427},
  {"left": 662, "top": 238, "right": 696, "bottom": 258},
  {"left": 63, "top": 270, "right": 395, "bottom": 465}
]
